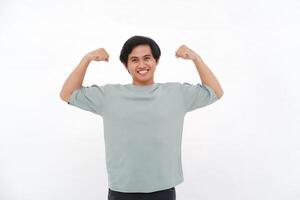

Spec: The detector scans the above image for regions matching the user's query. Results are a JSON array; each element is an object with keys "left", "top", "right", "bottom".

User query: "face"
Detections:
[{"left": 126, "top": 44, "right": 159, "bottom": 86}]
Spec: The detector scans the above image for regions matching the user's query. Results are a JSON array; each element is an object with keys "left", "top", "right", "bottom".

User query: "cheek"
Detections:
[
  {"left": 129, "top": 63, "right": 138, "bottom": 69},
  {"left": 127, "top": 65, "right": 135, "bottom": 72},
  {"left": 150, "top": 60, "right": 158, "bottom": 67}
]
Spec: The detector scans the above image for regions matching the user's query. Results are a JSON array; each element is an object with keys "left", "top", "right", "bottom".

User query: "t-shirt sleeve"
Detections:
[
  {"left": 179, "top": 82, "right": 219, "bottom": 112},
  {"left": 67, "top": 84, "right": 106, "bottom": 116}
]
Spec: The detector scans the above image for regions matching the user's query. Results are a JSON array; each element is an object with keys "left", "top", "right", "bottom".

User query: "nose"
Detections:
[
  {"left": 137, "top": 60, "right": 147, "bottom": 68},
  {"left": 138, "top": 59, "right": 145, "bottom": 65}
]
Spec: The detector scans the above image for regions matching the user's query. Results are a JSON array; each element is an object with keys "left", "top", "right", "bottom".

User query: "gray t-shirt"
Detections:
[{"left": 68, "top": 82, "right": 219, "bottom": 192}]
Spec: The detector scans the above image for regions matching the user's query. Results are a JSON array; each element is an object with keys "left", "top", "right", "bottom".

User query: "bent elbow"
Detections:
[
  {"left": 59, "top": 92, "right": 71, "bottom": 102},
  {"left": 216, "top": 90, "right": 224, "bottom": 99}
]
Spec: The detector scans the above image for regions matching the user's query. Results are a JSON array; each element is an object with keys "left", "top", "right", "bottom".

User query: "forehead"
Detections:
[{"left": 128, "top": 45, "right": 153, "bottom": 59}]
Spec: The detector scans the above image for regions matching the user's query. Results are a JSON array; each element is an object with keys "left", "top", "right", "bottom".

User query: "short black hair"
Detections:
[{"left": 119, "top": 35, "right": 161, "bottom": 70}]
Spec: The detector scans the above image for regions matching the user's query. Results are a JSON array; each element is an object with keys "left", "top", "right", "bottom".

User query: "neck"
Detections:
[{"left": 132, "top": 80, "right": 155, "bottom": 86}]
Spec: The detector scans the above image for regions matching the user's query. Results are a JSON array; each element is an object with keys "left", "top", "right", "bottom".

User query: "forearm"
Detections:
[
  {"left": 193, "top": 56, "right": 224, "bottom": 98},
  {"left": 59, "top": 56, "right": 91, "bottom": 100}
]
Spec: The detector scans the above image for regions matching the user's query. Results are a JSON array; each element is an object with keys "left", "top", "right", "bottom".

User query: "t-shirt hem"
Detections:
[{"left": 108, "top": 177, "right": 184, "bottom": 193}]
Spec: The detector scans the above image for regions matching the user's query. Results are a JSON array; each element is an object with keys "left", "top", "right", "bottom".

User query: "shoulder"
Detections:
[
  {"left": 156, "top": 82, "right": 184, "bottom": 93},
  {"left": 159, "top": 81, "right": 181, "bottom": 87},
  {"left": 89, "top": 83, "right": 120, "bottom": 90},
  {"left": 160, "top": 82, "right": 190, "bottom": 90}
]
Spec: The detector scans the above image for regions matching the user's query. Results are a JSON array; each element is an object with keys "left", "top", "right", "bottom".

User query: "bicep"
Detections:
[
  {"left": 67, "top": 85, "right": 106, "bottom": 115},
  {"left": 180, "top": 82, "right": 218, "bottom": 112}
]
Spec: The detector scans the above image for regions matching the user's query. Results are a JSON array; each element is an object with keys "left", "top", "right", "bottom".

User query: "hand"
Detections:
[
  {"left": 84, "top": 48, "right": 110, "bottom": 62},
  {"left": 175, "top": 45, "right": 200, "bottom": 61}
]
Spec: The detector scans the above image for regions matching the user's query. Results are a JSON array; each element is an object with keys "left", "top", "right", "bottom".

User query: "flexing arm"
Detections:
[
  {"left": 59, "top": 48, "right": 110, "bottom": 102},
  {"left": 175, "top": 45, "right": 224, "bottom": 99},
  {"left": 192, "top": 56, "right": 223, "bottom": 99}
]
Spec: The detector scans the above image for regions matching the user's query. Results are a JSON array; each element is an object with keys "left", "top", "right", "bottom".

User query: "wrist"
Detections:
[{"left": 192, "top": 54, "right": 202, "bottom": 63}]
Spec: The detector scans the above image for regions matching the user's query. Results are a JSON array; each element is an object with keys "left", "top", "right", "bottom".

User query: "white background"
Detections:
[{"left": 0, "top": 0, "right": 299, "bottom": 200}]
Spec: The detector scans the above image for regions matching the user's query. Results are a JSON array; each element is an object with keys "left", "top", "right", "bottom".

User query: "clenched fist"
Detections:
[
  {"left": 84, "top": 48, "right": 110, "bottom": 62},
  {"left": 175, "top": 45, "right": 200, "bottom": 61}
]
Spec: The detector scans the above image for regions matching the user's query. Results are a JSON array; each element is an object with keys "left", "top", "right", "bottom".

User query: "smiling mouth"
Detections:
[{"left": 137, "top": 69, "right": 150, "bottom": 75}]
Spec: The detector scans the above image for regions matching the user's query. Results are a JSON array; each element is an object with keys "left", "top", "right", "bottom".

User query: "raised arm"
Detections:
[
  {"left": 175, "top": 44, "right": 224, "bottom": 99},
  {"left": 59, "top": 48, "right": 110, "bottom": 102}
]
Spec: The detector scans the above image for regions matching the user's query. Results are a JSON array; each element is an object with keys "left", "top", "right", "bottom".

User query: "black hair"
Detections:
[{"left": 119, "top": 35, "right": 161, "bottom": 71}]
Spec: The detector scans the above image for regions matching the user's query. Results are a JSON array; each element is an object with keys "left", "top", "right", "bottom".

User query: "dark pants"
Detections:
[{"left": 108, "top": 187, "right": 176, "bottom": 200}]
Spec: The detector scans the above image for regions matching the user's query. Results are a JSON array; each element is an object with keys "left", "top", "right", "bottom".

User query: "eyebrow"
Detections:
[{"left": 129, "top": 54, "right": 152, "bottom": 60}]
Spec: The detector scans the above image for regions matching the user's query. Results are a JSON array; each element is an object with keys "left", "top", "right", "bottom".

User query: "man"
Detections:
[{"left": 60, "top": 35, "right": 224, "bottom": 200}]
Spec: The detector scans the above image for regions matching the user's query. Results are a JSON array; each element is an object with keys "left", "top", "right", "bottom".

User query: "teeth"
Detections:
[
  {"left": 139, "top": 70, "right": 148, "bottom": 74},
  {"left": 137, "top": 69, "right": 149, "bottom": 75}
]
